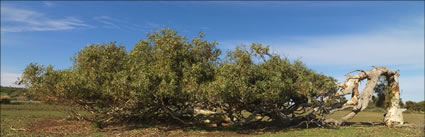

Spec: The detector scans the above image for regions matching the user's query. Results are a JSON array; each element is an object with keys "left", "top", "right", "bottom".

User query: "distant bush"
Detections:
[
  {"left": 0, "top": 86, "right": 27, "bottom": 99},
  {"left": 404, "top": 101, "right": 425, "bottom": 112},
  {"left": 0, "top": 96, "right": 11, "bottom": 104}
]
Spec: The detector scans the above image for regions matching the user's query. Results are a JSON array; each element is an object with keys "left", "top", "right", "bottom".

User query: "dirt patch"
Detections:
[
  {"left": 109, "top": 129, "right": 252, "bottom": 137},
  {"left": 24, "top": 119, "right": 257, "bottom": 137},
  {"left": 100, "top": 123, "right": 262, "bottom": 137},
  {"left": 166, "top": 130, "right": 253, "bottom": 137},
  {"left": 26, "top": 119, "right": 91, "bottom": 136}
]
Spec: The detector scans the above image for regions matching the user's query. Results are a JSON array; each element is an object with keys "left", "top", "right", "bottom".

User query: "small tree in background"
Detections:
[{"left": 373, "top": 76, "right": 404, "bottom": 109}]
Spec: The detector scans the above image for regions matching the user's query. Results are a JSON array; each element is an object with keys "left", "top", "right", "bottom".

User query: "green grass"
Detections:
[
  {"left": 257, "top": 126, "right": 422, "bottom": 137},
  {"left": 1, "top": 104, "right": 68, "bottom": 136},
  {"left": 328, "top": 111, "right": 425, "bottom": 128},
  {"left": 0, "top": 103, "right": 107, "bottom": 137},
  {"left": 1, "top": 103, "right": 424, "bottom": 137},
  {"left": 257, "top": 111, "right": 424, "bottom": 137}
]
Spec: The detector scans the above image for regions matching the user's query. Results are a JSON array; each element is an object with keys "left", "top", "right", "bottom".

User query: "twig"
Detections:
[{"left": 10, "top": 127, "right": 26, "bottom": 131}]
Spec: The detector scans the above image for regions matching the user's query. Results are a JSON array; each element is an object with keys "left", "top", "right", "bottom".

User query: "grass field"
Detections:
[{"left": 1, "top": 103, "right": 424, "bottom": 137}]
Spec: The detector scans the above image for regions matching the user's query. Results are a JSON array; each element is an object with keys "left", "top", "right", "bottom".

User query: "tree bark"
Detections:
[{"left": 383, "top": 70, "right": 404, "bottom": 127}]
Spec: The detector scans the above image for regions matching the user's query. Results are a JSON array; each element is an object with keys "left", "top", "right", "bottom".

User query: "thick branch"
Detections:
[{"left": 323, "top": 66, "right": 403, "bottom": 127}]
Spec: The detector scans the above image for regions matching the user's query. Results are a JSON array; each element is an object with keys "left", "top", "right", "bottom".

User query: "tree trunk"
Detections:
[{"left": 383, "top": 70, "right": 404, "bottom": 127}]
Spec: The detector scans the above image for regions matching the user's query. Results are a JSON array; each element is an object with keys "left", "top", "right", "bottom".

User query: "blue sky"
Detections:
[{"left": 1, "top": 1, "right": 424, "bottom": 102}]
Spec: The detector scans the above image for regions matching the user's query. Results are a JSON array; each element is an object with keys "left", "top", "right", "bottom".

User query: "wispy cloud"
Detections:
[
  {"left": 219, "top": 16, "right": 424, "bottom": 101},
  {"left": 159, "top": 1, "right": 359, "bottom": 8},
  {"left": 1, "top": 6, "right": 88, "bottom": 32},
  {"left": 93, "top": 16, "right": 122, "bottom": 29},
  {"left": 274, "top": 23, "right": 424, "bottom": 101},
  {"left": 93, "top": 16, "right": 161, "bottom": 31},
  {"left": 43, "top": 1, "right": 56, "bottom": 7},
  {"left": 220, "top": 16, "right": 424, "bottom": 69}
]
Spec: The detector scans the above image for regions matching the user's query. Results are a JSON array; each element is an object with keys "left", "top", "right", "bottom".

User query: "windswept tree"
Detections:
[{"left": 19, "top": 28, "right": 404, "bottom": 128}]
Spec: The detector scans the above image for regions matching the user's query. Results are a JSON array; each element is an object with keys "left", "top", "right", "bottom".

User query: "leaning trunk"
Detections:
[
  {"left": 323, "top": 66, "right": 404, "bottom": 127},
  {"left": 383, "top": 70, "right": 404, "bottom": 127}
]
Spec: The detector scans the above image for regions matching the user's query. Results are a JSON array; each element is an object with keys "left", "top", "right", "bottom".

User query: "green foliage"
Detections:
[
  {"left": 210, "top": 44, "right": 336, "bottom": 122},
  {"left": 372, "top": 76, "right": 403, "bottom": 108},
  {"left": 124, "top": 29, "right": 221, "bottom": 122},
  {"left": 19, "top": 29, "right": 222, "bottom": 124},
  {"left": 19, "top": 28, "right": 337, "bottom": 126}
]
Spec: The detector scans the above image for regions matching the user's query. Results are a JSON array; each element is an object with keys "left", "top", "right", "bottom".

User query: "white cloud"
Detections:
[
  {"left": 220, "top": 17, "right": 424, "bottom": 69},
  {"left": 93, "top": 16, "right": 161, "bottom": 31},
  {"left": 1, "top": 6, "right": 88, "bottom": 32},
  {"left": 1, "top": 72, "right": 22, "bottom": 87},
  {"left": 274, "top": 32, "right": 423, "bottom": 68}
]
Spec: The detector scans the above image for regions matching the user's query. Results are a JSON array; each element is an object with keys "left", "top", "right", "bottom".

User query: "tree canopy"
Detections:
[{"left": 21, "top": 28, "right": 400, "bottom": 128}]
